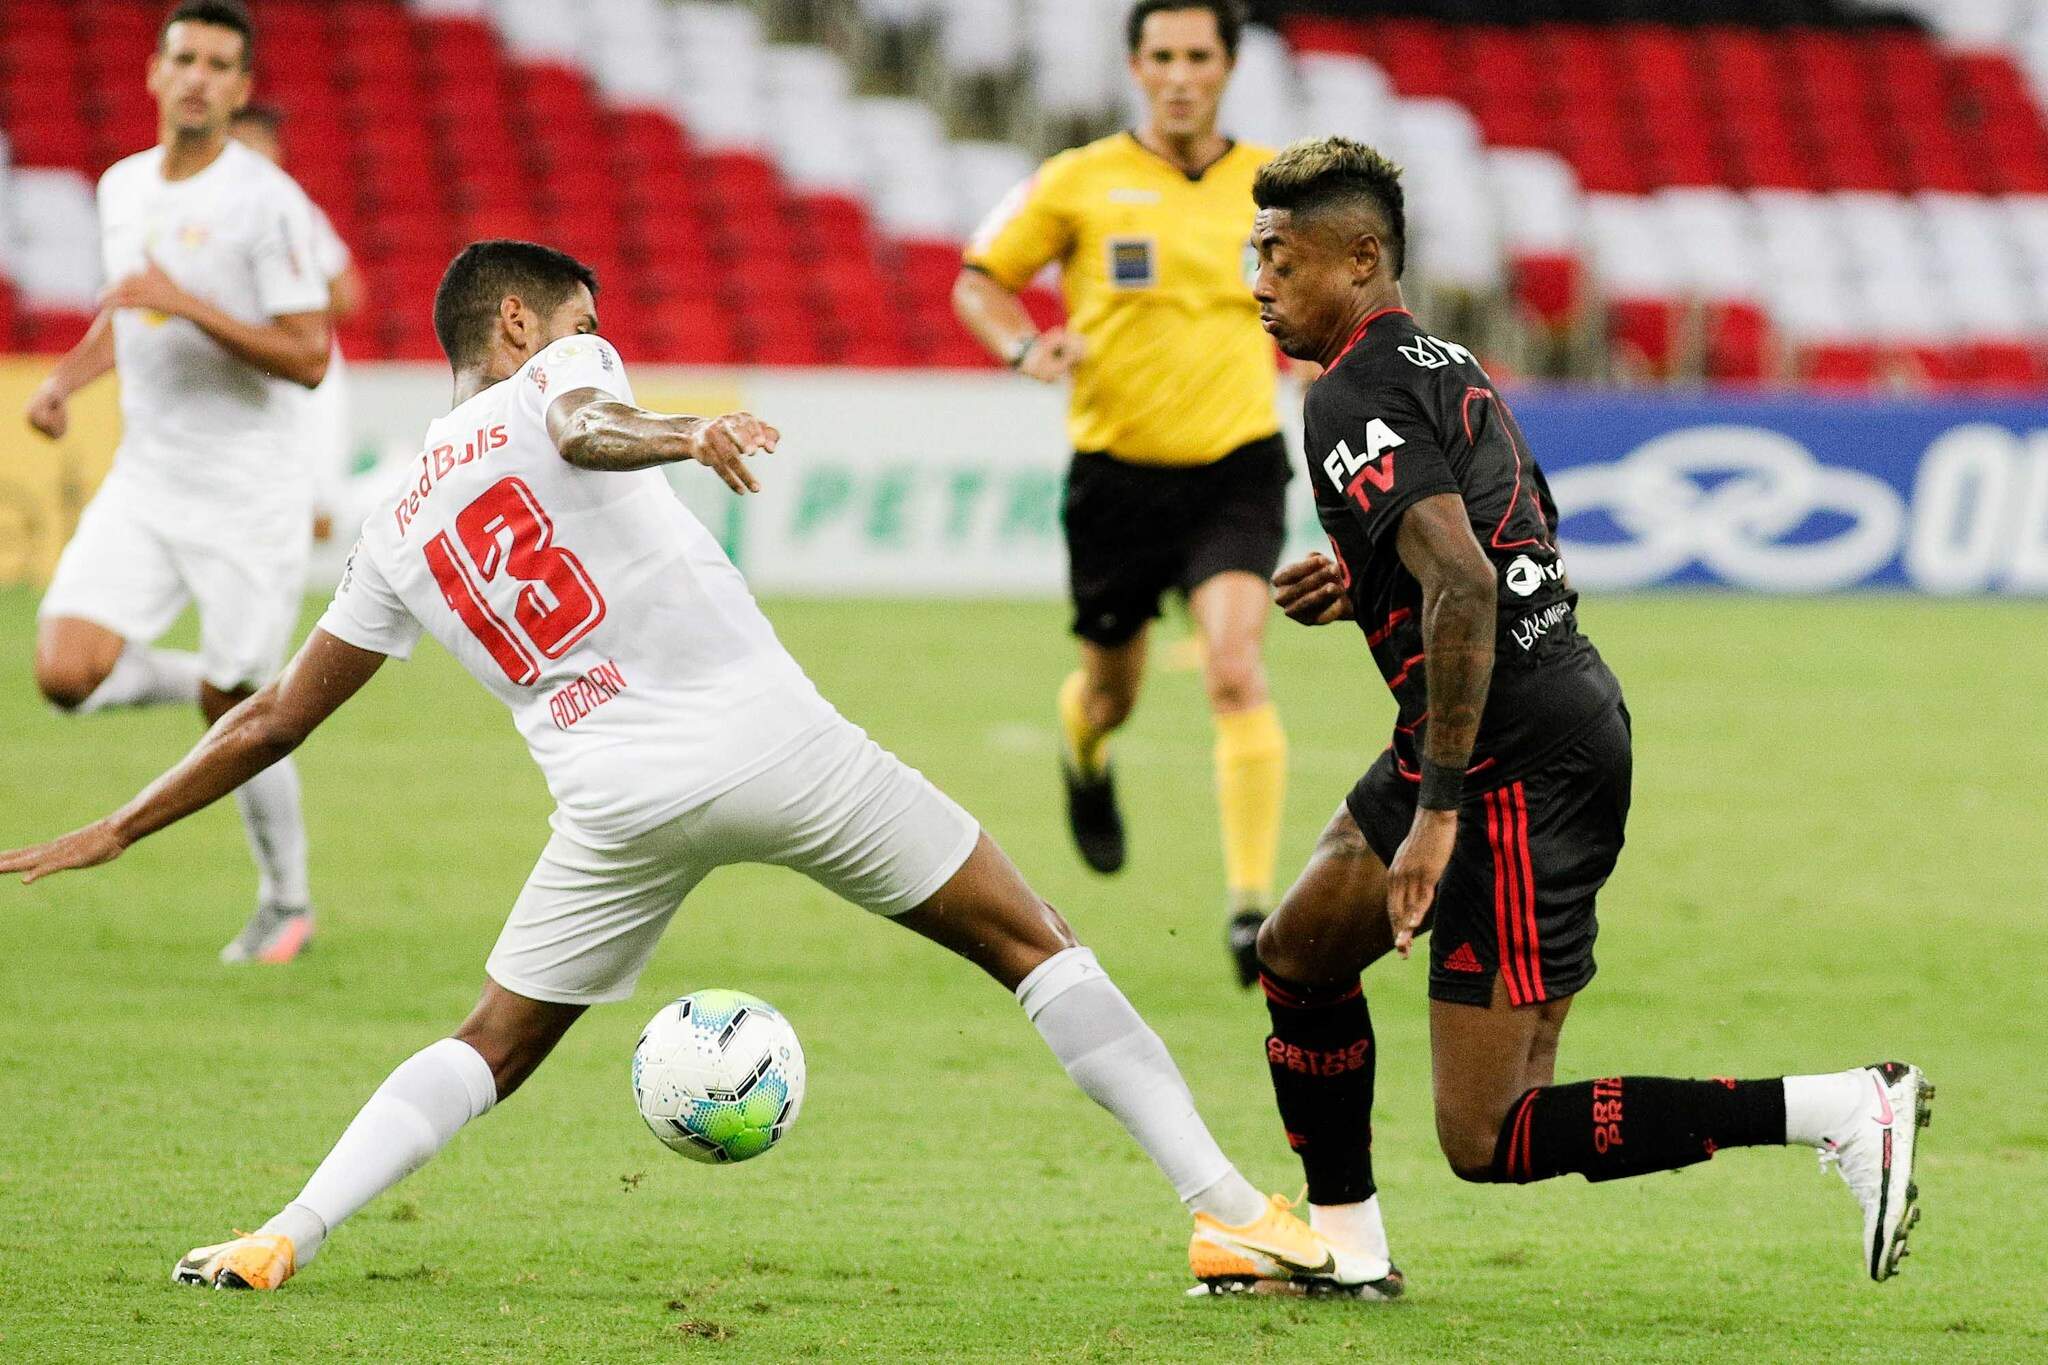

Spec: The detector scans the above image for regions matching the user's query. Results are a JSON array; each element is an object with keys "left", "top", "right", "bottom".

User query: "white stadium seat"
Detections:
[
  {"left": 6, "top": 168, "right": 99, "bottom": 311},
  {"left": 1218, "top": 25, "right": 1304, "bottom": 150},
  {"left": 950, "top": 140, "right": 1038, "bottom": 239},
  {"left": 1652, "top": 186, "right": 1763, "bottom": 300},
  {"left": 1296, "top": 54, "right": 1396, "bottom": 147},
  {"left": 938, "top": 0, "right": 1025, "bottom": 77},
  {"left": 1583, "top": 194, "right": 1680, "bottom": 298},
  {"left": 1490, "top": 147, "right": 1583, "bottom": 254}
]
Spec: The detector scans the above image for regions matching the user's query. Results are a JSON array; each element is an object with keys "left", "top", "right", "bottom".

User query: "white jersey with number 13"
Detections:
[{"left": 317, "top": 335, "right": 838, "bottom": 847}]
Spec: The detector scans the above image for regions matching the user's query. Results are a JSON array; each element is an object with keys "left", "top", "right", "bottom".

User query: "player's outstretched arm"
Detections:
[
  {"left": 0, "top": 630, "right": 386, "bottom": 886},
  {"left": 24, "top": 311, "right": 116, "bottom": 439},
  {"left": 545, "top": 388, "right": 780, "bottom": 494},
  {"left": 1384, "top": 493, "right": 1498, "bottom": 954}
]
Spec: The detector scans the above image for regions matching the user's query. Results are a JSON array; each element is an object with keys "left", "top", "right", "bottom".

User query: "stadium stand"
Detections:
[
  {"left": 0, "top": 0, "right": 1057, "bottom": 365},
  {"left": 1, "top": 0, "right": 2046, "bottom": 389}
]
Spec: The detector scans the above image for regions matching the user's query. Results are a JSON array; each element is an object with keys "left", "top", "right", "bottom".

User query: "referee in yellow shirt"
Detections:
[{"left": 954, "top": 0, "right": 1286, "bottom": 986}]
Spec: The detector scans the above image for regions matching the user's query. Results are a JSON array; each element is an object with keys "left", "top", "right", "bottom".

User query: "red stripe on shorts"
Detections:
[
  {"left": 1511, "top": 782, "right": 1545, "bottom": 1003},
  {"left": 1485, "top": 789, "right": 1529, "bottom": 1004}
]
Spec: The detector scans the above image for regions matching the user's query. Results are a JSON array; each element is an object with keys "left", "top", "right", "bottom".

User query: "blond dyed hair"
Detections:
[{"left": 1252, "top": 136, "right": 1407, "bottom": 277}]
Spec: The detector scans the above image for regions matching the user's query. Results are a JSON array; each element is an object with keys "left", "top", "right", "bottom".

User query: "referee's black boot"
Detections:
[
  {"left": 1225, "top": 907, "right": 1266, "bottom": 989},
  {"left": 1061, "top": 756, "right": 1126, "bottom": 874}
]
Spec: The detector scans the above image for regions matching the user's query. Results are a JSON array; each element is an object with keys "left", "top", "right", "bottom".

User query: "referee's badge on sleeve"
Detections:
[{"left": 1107, "top": 237, "right": 1157, "bottom": 289}]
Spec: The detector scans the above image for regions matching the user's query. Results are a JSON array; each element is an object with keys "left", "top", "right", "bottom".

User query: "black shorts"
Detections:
[
  {"left": 1346, "top": 704, "right": 1632, "bottom": 1008},
  {"left": 1062, "top": 433, "right": 1291, "bottom": 647}
]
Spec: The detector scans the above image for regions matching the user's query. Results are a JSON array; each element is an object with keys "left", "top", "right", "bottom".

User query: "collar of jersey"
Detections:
[
  {"left": 1324, "top": 306, "right": 1414, "bottom": 375},
  {"left": 1121, "top": 130, "right": 1239, "bottom": 182}
]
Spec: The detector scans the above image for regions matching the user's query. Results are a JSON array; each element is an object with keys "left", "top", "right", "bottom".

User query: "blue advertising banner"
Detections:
[{"left": 1507, "top": 392, "right": 2048, "bottom": 593}]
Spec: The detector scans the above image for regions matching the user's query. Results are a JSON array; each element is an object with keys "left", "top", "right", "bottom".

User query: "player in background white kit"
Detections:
[
  {"left": 230, "top": 103, "right": 367, "bottom": 549},
  {"left": 1, "top": 240, "right": 1395, "bottom": 1300},
  {"left": 22, "top": 2, "right": 331, "bottom": 965}
]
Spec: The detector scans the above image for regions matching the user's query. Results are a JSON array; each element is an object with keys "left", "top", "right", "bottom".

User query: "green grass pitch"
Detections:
[{"left": 1, "top": 587, "right": 2044, "bottom": 1362}]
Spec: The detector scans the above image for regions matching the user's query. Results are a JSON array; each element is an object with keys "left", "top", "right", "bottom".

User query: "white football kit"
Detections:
[
  {"left": 318, "top": 336, "right": 979, "bottom": 1003},
  {"left": 40, "top": 139, "right": 330, "bottom": 690}
]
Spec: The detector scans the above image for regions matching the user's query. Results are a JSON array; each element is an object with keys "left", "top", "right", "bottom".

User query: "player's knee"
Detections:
[
  {"left": 1253, "top": 913, "right": 1314, "bottom": 983},
  {"left": 1437, "top": 1114, "right": 1505, "bottom": 1182},
  {"left": 1203, "top": 655, "right": 1264, "bottom": 713},
  {"left": 1085, "top": 683, "right": 1136, "bottom": 732},
  {"left": 34, "top": 658, "right": 103, "bottom": 711}
]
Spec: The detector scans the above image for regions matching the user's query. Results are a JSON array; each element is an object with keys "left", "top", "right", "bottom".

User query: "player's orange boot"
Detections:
[
  {"left": 1188, "top": 1193, "right": 1404, "bottom": 1300},
  {"left": 172, "top": 1232, "right": 296, "bottom": 1290}
]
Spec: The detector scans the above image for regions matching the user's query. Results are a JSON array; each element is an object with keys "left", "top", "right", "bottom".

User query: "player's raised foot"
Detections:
[
  {"left": 1187, "top": 1193, "right": 1404, "bottom": 1300},
  {"left": 1060, "top": 757, "right": 1126, "bottom": 874},
  {"left": 1225, "top": 907, "right": 1266, "bottom": 989},
  {"left": 220, "top": 902, "right": 314, "bottom": 964},
  {"left": 1815, "top": 1061, "right": 1933, "bottom": 1282},
  {"left": 172, "top": 1232, "right": 296, "bottom": 1290}
]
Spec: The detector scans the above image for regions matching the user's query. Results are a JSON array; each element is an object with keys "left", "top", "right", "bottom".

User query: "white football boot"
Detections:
[{"left": 1813, "top": 1062, "right": 1933, "bottom": 1282}]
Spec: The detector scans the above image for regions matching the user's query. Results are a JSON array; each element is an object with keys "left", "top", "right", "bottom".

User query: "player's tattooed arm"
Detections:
[
  {"left": 0, "top": 632, "right": 386, "bottom": 886},
  {"left": 1398, "top": 493, "right": 1497, "bottom": 769},
  {"left": 547, "top": 388, "right": 781, "bottom": 494},
  {"left": 1383, "top": 493, "right": 1498, "bottom": 955}
]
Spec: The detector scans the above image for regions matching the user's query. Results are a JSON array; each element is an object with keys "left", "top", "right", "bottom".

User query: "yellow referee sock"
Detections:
[
  {"left": 1214, "top": 703, "right": 1287, "bottom": 909},
  {"left": 1059, "top": 671, "right": 1112, "bottom": 776}
]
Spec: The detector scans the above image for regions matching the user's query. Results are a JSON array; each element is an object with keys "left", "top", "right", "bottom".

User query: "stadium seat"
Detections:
[{"left": 3, "top": 0, "right": 2045, "bottom": 386}]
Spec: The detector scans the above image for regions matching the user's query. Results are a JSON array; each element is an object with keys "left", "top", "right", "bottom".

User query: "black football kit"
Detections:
[{"left": 1306, "top": 308, "right": 1627, "bottom": 1007}]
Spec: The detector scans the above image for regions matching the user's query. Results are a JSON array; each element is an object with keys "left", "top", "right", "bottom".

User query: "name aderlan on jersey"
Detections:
[{"left": 393, "top": 423, "right": 509, "bottom": 535}]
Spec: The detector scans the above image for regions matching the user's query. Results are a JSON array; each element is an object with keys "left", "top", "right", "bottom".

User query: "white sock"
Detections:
[
  {"left": 1017, "top": 946, "right": 1268, "bottom": 1227},
  {"left": 73, "top": 643, "right": 202, "bottom": 713},
  {"left": 1783, "top": 1069, "right": 1872, "bottom": 1148},
  {"left": 234, "top": 757, "right": 310, "bottom": 907},
  {"left": 1310, "top": 1197, "right": 1390, "bottom": 1261},
  {"left": 277, "top": 1038, "right": 497, "bottom": 1266}
]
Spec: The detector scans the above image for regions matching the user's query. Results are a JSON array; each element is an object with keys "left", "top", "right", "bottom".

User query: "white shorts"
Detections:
[
  {"left": 485, "top": 718, "right": 982, "bottom": 1005},
  {"left": 39, "top": 472, "right": 310, "bottom": 691}
]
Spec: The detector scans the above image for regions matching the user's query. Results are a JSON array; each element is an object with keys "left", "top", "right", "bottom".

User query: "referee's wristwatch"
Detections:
[{"left": 1004, "top": 333, "right": 1039, "bottom": 369}]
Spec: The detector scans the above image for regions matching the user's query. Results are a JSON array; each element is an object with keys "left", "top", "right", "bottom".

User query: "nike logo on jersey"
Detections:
[
  {"left": 1323, "top": 420, "right": 1405, "bottom": 491},
  {"left": 1397, "top": 334, "right": 1476, "bottom": 369}
]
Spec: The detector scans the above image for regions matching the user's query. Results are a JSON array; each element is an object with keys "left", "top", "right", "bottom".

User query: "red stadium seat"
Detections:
[
  {"left": 1511, "top": 253, "right": 1582, "bottom": 329},
  {"left": 1799, "top": 342, "right": 1886, "bottom": 389},
  {"left": 1607, "top": 298, "right": 1681, "bottom": 379},
  {"left": 1702, "top": 302, "right": 1774, "bottom": 384}
]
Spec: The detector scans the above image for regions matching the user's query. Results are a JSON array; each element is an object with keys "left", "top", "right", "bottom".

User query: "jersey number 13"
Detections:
[{"left": 424, "top": 476, "right": 607, "bottom": 685}]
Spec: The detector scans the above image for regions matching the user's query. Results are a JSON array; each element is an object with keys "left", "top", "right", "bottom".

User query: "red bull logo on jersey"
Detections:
[{"left": 393, "top": 424, "right": 509, "bottom": 536}]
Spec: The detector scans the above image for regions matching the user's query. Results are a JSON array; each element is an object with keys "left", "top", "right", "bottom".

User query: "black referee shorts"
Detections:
[
  {"left": 1061, "top": 433, "right": 1291, "bottom": 647},
  {"left": 1346, "top": 704, "right": 1633, "bottom": 1008}
]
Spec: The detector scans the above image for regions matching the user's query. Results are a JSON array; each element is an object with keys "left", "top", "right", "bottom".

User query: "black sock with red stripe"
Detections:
[
  {"left": 1490, "top": 1076, "right": 1787, "bottom": 1184},
  {"left": 1260, "top": 971, "right": 1377, "bottom": 1204}
]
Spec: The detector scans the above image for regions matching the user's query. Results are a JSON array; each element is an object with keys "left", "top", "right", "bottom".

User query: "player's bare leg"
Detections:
[
  {"left": 33, "top": 615, "right": 198, "bottom": 713},
  {"left": 1250, "top": 804, "right": 1405, "bottom": 1294},
  {"left": 1189, "top": 571, "right": 1288, "bottom": 987},
  {"left": 203, "top": 680, "right": 315, "bottom": 965},
  {"left": 895, "top": 831, "right": 1378, "bottom": 1291},
  {"left": 178, "top": 983, "right": 583, "bottom": 1289},
  {"left": 1427, "top": 977, "right": 1573, "bottom": 1177},
  {"left": 1428, "top": 976, "right": 1932, "bottom": 1281},
  {"left": 1059, "top": 629, "right": 1145, "bottom": 875}
]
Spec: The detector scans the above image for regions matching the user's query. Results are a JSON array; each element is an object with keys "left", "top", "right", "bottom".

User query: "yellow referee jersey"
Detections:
[{"left": 965, "top": 132, "right": 1278, "bottom": 467}]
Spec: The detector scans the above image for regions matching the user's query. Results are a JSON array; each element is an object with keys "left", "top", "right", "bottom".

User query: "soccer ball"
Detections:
[{"left": 631, "top": 990, "right": 806, "bottom": 1164}]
